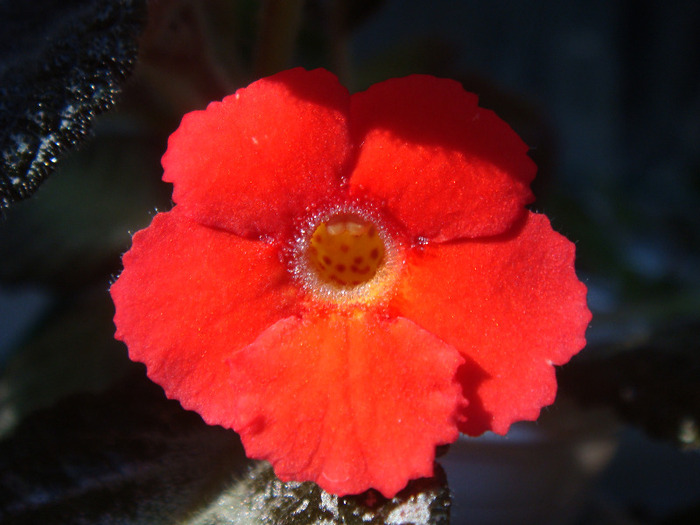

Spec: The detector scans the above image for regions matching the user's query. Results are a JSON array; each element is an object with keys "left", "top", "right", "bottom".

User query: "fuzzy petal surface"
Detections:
[
  {"left": 348, "top": 75, "right": 535, "bottom": 242},
  {"left": 162, "top": 68, "right": 354, "bottom": 237},
  {"left": 391, "top": 212, "right": 591, "bottom": 435},
  {"left": 227, "top": 313, "right": 464, "bottom": 497},
  {"left": 111, "top": 208, "right": 300, "bottom": 426}
]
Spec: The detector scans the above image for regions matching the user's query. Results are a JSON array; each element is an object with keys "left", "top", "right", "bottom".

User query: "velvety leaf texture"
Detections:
[
  {"left": 188, "top": 462, "right": 451, "bottom": 525},
  {"left": 0, "top": 0, "right": 147, "bottom": 208},
  {"left": 0, "top": 121, "right": 170, "bottom": 289},
  {"left": 0, "top": 369, "right": 450, "bottom": 524},
  {"left": 0, "top": 372, "right": 249, "bottom": 525}
]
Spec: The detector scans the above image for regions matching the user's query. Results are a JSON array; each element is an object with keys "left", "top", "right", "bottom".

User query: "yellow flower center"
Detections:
[
  {"left": 290, "top": 205, "right": 402, "bottom": 307},
  {"left": 308, "top": 215, "right": 385, "bottom": 287}
]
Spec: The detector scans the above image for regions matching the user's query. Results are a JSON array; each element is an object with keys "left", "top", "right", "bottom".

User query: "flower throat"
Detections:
[{"left": 308, "top": 215, "right": 385, "bottom": 287}]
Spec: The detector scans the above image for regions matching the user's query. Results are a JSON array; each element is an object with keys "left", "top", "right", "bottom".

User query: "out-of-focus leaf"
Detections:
[
  {"left": 0, "top": 0, "right": 147, "bottom": 207},
  {"left": 0, "top": 364, "right": 450, "bottom": 524},
  {"left": 189, "top": 462, "right": 451, "bottom": 525},
  {"left": 0, "top": 116, "right": 171, "bottom": 289},
  {"left": 559, "top": 320, "right": 700, "bottom": 450},
  {"left": 0, "top": 288, "right": 133, "bottom": 437},
  {"left": 0, "top": 370, "right": 249, "bottom": 525}
]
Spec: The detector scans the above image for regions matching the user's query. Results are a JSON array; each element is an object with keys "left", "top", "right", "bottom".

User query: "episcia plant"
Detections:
[{"left": 111, "top": 68, "right": 591, "bottom": 498}]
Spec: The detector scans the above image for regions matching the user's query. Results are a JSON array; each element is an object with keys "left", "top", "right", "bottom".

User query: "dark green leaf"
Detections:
[
  {"left": 0, "top": 289, "right": 133, "bottom": 436},
  {"left": 0, "top": 115, "right": 171, "bottom": 289},
  {"left": 189, "top": 462, "right": 450, "bottom": 524},
  {"left": 0, "top": 370, "right": 249, "bottom": 525},
  {"left": 0, "top": 0, "right": 147, "bottom": 207},
  {"left": 559, "top": 320, "right": 700, "bottom": 449},
  {"left": 0, "top": 365, "right": 450, "bottom": 524}
]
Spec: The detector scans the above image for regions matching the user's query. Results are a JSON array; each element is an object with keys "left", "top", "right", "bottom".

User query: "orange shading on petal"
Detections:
[
  {"left": 227, "top": 312, "right": 464, "bottom": 497},
  {"left": 391, "top": 212, "right": 591, "bottom": 435},
  {"left": 349, "top": 75, "right": 535, "bottom": 242},
  {"left": 111, "top": 208, "right": 300, "bottom": 427},
  {"left": 162, "top": 68, "right": 354, "bottom": 238}
]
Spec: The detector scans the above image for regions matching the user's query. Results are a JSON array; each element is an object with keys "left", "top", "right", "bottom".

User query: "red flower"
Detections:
[{"left": 110, "top": 68, "right": 591, "bottom": 497}]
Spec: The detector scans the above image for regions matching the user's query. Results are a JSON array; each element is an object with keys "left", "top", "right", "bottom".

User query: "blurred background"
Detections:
[{"left": 1, "top": 1, "right": 699, "bottom": 524}]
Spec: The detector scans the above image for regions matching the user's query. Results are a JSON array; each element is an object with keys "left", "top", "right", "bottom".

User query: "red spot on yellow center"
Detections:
[{"left": 308, "top": 215, "right": 385, "bottom": 287}]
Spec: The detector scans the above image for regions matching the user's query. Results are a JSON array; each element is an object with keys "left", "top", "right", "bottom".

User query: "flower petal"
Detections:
[
  {"left": 227, "top": 313, "right": 464, "bottom": 498},
  {"left": 348, "top": 75, "right": 535, "bottom": 242},
  {"left": 110, "top": 208, "right": 300, "bottom": 426},
  {"left": 391, "top": 212, "right": 591, "bottom": 435},
  {"left": 162, "top": 68, "right": 354, "bottom": 237}
]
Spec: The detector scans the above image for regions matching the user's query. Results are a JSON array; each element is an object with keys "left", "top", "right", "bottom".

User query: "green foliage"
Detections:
[
  {"left": 559, "top": 321, "right": 700, "bottom": 450},
  {"left": 0, "top": 370, "right": 450, "bottom": 524},
  {"left": 0, "top": 371, "right": 249, "bottom": 524},
  {"left": 0, "top": 116, "right": 170, "bottom": 289}
]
